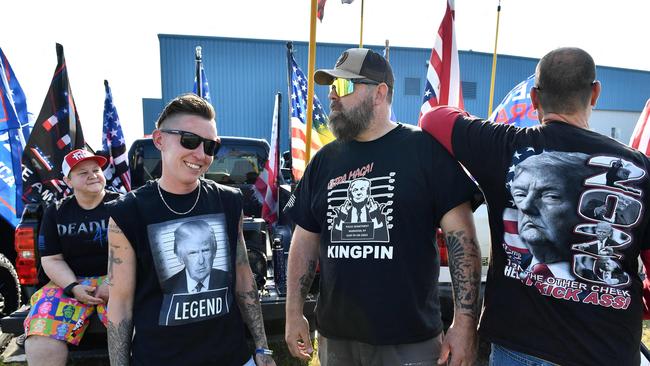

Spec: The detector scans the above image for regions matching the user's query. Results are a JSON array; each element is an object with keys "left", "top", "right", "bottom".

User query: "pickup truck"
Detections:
[{"left": 1, "top": 135, "right": 316, "bottom": 349}]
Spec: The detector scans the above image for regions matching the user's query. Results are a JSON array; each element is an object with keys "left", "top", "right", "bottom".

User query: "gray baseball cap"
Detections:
[{"left": 314, "top": 48, "right": 394, "bottom": 88}]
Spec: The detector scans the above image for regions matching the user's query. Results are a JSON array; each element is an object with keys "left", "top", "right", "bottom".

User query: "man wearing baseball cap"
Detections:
[
  {"left": 285, "top": 48, "right": 483, "bottom": 366},
  {"left": 24, "top": 149, "right": 121, "bottom": 366}
]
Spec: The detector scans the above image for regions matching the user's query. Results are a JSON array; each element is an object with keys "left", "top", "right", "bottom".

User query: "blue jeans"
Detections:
[{"left": 489, "top": 344, "right": 558, "bottom": 366}]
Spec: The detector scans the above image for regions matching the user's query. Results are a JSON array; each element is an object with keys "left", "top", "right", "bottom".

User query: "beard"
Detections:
[{"left": 328, "top": 94, "right": 374, "bottom": 141}]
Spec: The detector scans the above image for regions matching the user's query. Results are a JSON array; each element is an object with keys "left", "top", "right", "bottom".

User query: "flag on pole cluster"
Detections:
[
  {"left": 102, "top": 80, "right": 130, "bottom": 193},
  {"left": 419, "top": 0, "right": 463, "bottom": 124},
  {"left": 488, "top": 75, "right": 539, "bottom": 127},
  {"left": 0, "top": 48, "right": 32, "bottom": 226},
  {"left": 287, "top": 47, "right": 334, "bottom": 180},
  {"left": 254, "top": 93, "right": 281, "bottom": 226},
  {"left": 629, "top": 99, "right": 650, "bottom": 156},
  {"left": 22, "top": 44, "right": 86, "bottom": 204},
  {"left": 193, "top": 46, "right": 212, "bottom": 104}
]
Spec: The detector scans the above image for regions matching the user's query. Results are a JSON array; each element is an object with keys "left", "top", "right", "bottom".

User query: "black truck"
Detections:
[{"left": 1, "top": 135, "right": 316, "bottom": 348}]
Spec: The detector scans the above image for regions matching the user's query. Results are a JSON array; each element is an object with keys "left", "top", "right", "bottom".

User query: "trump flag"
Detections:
[
  {"left": 489, "top": 75, "right": 539, "bottom": 127},
  {"left": 0, "top": 48, "right": 31, "bottom": 225},
  {"left": 22, "top": 44, "right": 85, "bottom": 204}
]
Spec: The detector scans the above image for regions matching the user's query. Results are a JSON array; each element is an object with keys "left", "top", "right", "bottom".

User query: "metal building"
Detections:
[{"left": 144, "top": 34, "right": 650, "bottom": 151}]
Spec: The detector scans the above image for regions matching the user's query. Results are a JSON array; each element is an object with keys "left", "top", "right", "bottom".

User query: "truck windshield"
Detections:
[{"left": 206, "top": 145, "right": 264, "bottom": 185}]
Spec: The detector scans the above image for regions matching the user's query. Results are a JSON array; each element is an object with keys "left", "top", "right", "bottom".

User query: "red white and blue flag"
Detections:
[
  {"left": 287, "top": 45, "right": 334, "bottom": 180},
  {"left": 254, "top": 93, "right": 280, "bottom": 225},
  {"left": 22, "top": 44, "right": 85, "bottom": 204},
  {"left": 489, "top": 75, "right": 539, "bottom": 128},
  {"left": 419, "top": 0, "right": 463, "bottom": 124},
  {"left": 102, "top": 80, "right": 130, "bottom": 193},
  {"left": 629, "top": 99, "right": 650, "bottom": 156},
  {"left": 0, "top": 48, "right": 32, "bottom": 225}
]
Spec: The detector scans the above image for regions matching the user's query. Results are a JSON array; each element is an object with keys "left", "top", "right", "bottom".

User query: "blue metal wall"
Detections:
[{"left": 153, "top": 34, "right": 650, "bottom": 152}]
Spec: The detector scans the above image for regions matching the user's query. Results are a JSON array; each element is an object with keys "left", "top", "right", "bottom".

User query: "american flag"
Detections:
[
  {"left": 629, "top": 99, "right": 650, "bottom": 156},
  {"left": 102, "top": 80, "right": 130, "bottom": 193},
  {"left": 193, "top": 46, "right": 212, "bottom": 104},
  {"left": 419, "top": 0, "right": 463, "bottom": 124},
  {"left": 503, "top": 147, "right": 539, "bottom": 256},
  {"left": 254, "top": 93, "right": 280, "bottom": 225},
  {"left": 287, "top": 46, "right": 334, "bottom": 180}
]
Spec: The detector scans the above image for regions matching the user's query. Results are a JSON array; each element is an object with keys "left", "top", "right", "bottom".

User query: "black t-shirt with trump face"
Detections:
[
  {"left": 285, "top": 123, "right": 481, "bottom": 345},
  {"left": 107, "top": 179, "right": 249, "bottom": 366},
  {"left": 422, "top": 107, "right": 650, "bottom": 366},
  {"left": 38, "top": 191, "right": 120, "bottom": 277}
]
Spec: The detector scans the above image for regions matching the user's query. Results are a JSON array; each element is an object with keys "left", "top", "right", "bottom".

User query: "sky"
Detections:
[{"left": 2, "top": 0, "right": 649, "bottom": 149}]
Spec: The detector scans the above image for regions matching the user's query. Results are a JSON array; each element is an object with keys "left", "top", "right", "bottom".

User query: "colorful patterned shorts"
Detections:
[{"left": 24, "top": 276, "right": 108, "bottom": 345}]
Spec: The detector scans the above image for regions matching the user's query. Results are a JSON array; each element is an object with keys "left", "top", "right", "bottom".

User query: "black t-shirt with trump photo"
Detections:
[
  {"left": 285, "top": 123, "right": 480, "bottom": 345},
  {"left": 422, "top": 106, "right": 650, "bottom": 366},
  {"left": 38, "top": 190, "right": 120, "bottom": 277},
  {"left": 107, "top": 179, "right": 249, "bottom": 366}
]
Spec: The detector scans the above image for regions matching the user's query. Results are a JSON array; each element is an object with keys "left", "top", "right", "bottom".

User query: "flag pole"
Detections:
[
  {"left": 487, "top": 0, "right": 502, "bottom": 117},
  {"left": 359, "top": 0, "right": 365, "bottom": 47},
  {"left": 286, "top": 42, "right": 294, "bottom": 179},
  {"left": 195, "top": 46, "right": 203, "bottom": 98},
  {"left": 305, "top": 0, "right": 318, "bottom": 163},
  {"left": 384, "top": 39, "right": 390, "bottom": 62}
]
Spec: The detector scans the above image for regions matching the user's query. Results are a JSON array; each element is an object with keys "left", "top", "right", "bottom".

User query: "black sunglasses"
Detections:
[{"left": 159, "top": 129, "right": 221, "bottom": 155}]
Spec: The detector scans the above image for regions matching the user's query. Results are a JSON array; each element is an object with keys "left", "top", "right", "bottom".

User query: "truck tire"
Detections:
[{"left": 0, "top": 253, "right": 21, "bottom": 316}]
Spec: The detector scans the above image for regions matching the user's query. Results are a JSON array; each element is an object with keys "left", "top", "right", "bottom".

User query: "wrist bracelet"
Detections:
[
  {"left": 63, "top": 282, "right": 79, "bottom": 297},
  {"left": 255, "top": 348, "right": 273, "bottom": 356}
]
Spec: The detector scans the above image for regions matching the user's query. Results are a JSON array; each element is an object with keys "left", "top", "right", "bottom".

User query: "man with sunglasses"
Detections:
[
  {"left": 284, "top": 48, "right": 483, "bottom": 366},
  {"left": 421, "top": 47, "right": 650, "bottom": 366},
  {"left": 106, "top": 94, "right": 275, "bottom": 366}
]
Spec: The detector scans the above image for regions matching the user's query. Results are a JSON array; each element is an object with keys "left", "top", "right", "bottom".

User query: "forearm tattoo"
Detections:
[
  {"left": 445, "top": 230, "right": 481, "bottom": 319},
  {"left": 299, "top": 260, "right": 317, "bottom": 300},
  {"left": 108, "top": 221, "right": 123, "bottom": 234},
  {"left": 107, "top": 248, "right": 123, "bottom": 288},
  {"left": 108, "top": 318, "right": 133, "bottom": 366},
  {"left": 236, "top": 236, "right": 250, "bottom": 266},
  {"left": 236, "top": 285, "right": 268, "bottom": 349}
]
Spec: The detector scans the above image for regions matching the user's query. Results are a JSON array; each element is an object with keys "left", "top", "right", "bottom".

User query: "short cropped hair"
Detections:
[
  {"left": 535, "top": 47, "right": 596, "bottom": 114},
  {"left": 173, "top": 220, "right": 218, "bottom": 256},
  {"left": 156, "top": 93, "right": 215, "bottom": 128}
]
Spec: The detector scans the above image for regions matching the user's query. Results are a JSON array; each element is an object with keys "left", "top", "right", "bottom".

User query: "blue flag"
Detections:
[
  {"left": 102, "top": 80, "right": 130, "bottom": 193},
  {"left": 193, "top": 59, "right": 212, "bottom": 104},
  {"left": 0, "top": 48, "right": 32, "bottom": 226},
  {"left": 489, "top": 74, "right": 539, "bottom": 127}
]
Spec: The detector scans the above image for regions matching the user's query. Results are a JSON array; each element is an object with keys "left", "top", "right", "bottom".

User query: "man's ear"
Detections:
[
  {"left": 591, "top": 81, "right": 601, "bottom": 107},
  {"left": 152, "top": 129, "right": 164, "bottom": 151},
  {"left": 374, "top": 84, "right": 388, "bottom": 105},
  {"left": 63, "top": 175, "right": 71, "bottom": 187},
  {"left": 530, "top": 87, "right": 540, "bottom": 111}
]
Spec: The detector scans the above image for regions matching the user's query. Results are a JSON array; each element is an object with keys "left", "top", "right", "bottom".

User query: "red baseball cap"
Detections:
[{"left": 62, "top": 149, "right": 107, "bottom": 177}]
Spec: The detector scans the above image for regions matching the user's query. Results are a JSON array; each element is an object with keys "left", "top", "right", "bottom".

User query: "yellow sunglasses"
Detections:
[{"left": 330, "top": 78, "right": 380, "bottom": 97}]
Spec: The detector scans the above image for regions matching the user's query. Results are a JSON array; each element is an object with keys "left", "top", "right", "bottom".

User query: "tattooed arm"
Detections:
[
  {"left": 438, "top": 201, "right": 482, "bottom": 366},
  {"left": 106, "top": 218, "right": 136, "bottom": 366},
  {"left": 285, "top": 225, "right": 319, "bottom": 361},
  {"left": 234, "top": 213, "right": 276, "bottom": 366}
]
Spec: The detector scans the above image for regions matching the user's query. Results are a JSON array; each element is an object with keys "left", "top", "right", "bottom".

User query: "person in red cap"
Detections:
[{"left": 23, "top": 148, "right": 121, "bottom": 366}]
